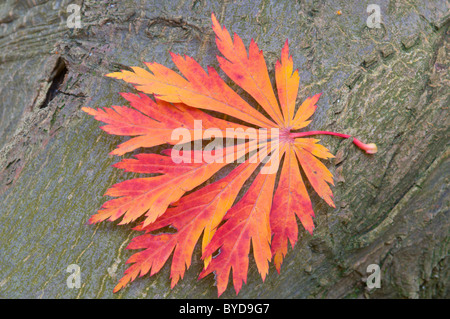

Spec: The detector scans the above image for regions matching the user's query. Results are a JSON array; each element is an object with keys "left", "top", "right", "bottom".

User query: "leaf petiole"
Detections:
[{"left": 290, "top": 131, "right": 377, "bottom": 154}]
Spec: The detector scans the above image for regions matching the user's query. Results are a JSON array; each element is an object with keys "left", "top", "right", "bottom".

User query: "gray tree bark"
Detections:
[{"left": 0, "top": 0, "right": 448, "bottom": 298}]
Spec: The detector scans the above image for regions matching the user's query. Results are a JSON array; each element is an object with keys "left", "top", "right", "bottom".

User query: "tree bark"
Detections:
[{"left": 0, "top": 0, "right": 448, "bottom": 298}]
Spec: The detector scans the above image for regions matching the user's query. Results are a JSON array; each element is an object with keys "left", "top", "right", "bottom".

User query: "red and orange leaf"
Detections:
[
  {"left": 291, "top": 93, "right": 322, "bottom": 130},
  {"left": 294, "top": 143, "right": 335, "bottom": 207},
  {"left": 270, "top": 144, "right": 316, "bottom": 273},
  {"left": 106, "top": 53, "right": 276, "bottom": 128},
  {"left": 199, "top": 151, "right": 278, "bottom": 296},
  {"left": 82, "top": 93, "right": 253, "bottom": 156},
  {"left": 275, "top": 40, "right": 300, "bottom": 127},
  {"left": 211, "top": 14, "right": 284, "bottom": 126},
  {"left": 113, "top": 153, "right": 263, "bottom": 293},
  {"left": 80, "top": 12, "right": 377, "bottom": 297},
  {"left": 89, "top": 154, "right": 225, "bottom": 226},
  {"left": 295, "top": 138, "right": 334, "bottom": 160},
  {"left": 89, "top": 141, "right": 260, "bottom": 227}
]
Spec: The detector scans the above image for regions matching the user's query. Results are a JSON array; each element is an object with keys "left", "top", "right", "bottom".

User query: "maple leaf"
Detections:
[{"left": 83, "top": 13, "right": 377, "bottom": 296}]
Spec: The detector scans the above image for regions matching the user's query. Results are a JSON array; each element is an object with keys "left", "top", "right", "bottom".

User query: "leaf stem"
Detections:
[
  {"left": 290, "top": 131, "right": 377, "bottom": 154},
  {"left": 290, "top": 131, "right": 351, "bottom": 139}
]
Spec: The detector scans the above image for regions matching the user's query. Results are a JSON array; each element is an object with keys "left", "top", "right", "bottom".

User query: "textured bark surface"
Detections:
[{"left": 0, "top": 0, "right": 448, "bottom": 298}]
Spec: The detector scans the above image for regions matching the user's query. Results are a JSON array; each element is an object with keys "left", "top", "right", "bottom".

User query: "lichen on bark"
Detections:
[{"left": 0, "top": 0, "right": 448, "bottom": 298}]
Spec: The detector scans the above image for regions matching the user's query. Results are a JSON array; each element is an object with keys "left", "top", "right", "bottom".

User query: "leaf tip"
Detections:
[
  {"left": 105, "top": 71, "right": 123, "bottom": 79},
  {"left": 211, "top": 12, "right": 221, "bottom": 31},
  {"left": 81, "top": 107, "right": 98, "bottom": 116},
  {"left": 109, "top": 149, "right": 122, "bottom": 156},
  {"left": 113, "top": 280, "right": 126, "bottom": 293},
  {"left": 282, "top": 39, "right": 289, "bottom": 55},
  {"left": 88, "top": 215, "right": 100, "bottom": 225},
  {"left": 169, "top": 51, "right": 177, "bottom": 59}
]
